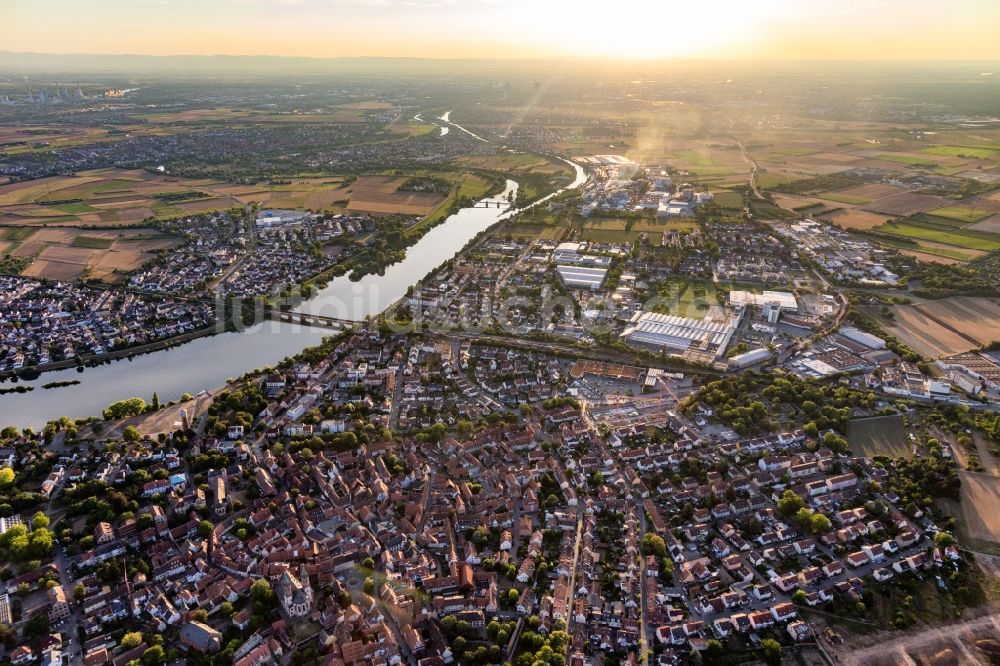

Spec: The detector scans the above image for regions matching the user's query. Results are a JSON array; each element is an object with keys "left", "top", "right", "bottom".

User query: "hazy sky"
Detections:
[{"left": 3, "top": 0, "right": 999, "bottom": 60}]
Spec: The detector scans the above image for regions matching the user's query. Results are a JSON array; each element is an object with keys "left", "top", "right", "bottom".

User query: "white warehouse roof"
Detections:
[
  {"left": 729, "top": 290, "right": 798, "bottom": 311},
  {"left": 621, "top": 311, "right": 737, "bottom": 354},
  {"left": 556, "top": 265, "right": 607, "bottom": 291}
]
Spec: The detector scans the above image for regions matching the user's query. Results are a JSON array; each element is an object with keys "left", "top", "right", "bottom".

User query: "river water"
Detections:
[{"left": 0, "top": 119, "right": 587, "bottom": 428}]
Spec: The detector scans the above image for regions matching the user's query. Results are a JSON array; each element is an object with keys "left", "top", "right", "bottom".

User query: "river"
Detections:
[{"left": 0, "top": 117, "right": 587, "bottom": 428}]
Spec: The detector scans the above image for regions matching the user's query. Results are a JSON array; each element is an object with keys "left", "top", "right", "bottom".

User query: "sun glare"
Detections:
[{"left": 527, "top": 0, "right": 765, "bottom": 59}]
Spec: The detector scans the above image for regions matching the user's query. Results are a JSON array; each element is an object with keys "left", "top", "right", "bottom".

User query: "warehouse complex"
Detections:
[{"left": 620, "top": 310, "right": 742, "bottom": 360}]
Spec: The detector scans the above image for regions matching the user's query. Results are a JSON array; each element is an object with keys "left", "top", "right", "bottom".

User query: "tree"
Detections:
[
  {"left": 641, "top": 533, "right": 666, "bottom": 558},
  {"left": 141, "top": 645, "right": 165, "bottom": 666},
  {"left": 123, "top": 426, "right": 141, "bottom": 444},
  {"left": 251, "top": 579, "right": 276, "bottom": 609},
  {"left": 934, "top": 531, "right": 954, "bottom": 548},
  {"left": 761, "top": 638, "right": 782, "bottom": 665},
  {"left": 364, "top": 576, "right": 375, "bottom": 594},
  {"left": 791, "top": 589, "right": 807, "bottom": 605},
  {"left": 24, "top": 613, "right": 50, "bottom": 639},
  {"left": 777, "top": 490, "right": 806, "bottom": 516},
  {"left": 151, "top": 392, "right": 161, "bottom": 411},
  {"left": 120, "top": 631, "right": 143, "bottom": 650},
  {"left": 31, "top": 511, "right": 49, "bottom": 530},
  {"left": 103, "top": 397, "right": 146, "bottom": 420},
  {"left": 198, "top": 520, "right": 214, "bottom": 539},
  {"left": 0, "top": 468, "right": 14, "bottom": 487},
  {"left": 810, "top": 512, "right": 832, "bottom": 534}
]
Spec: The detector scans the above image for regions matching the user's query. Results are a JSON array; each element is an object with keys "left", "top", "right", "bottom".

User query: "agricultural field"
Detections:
[
  {"left": 872, "top": 297, "right": 1000, "bottom": 358},
  {"left": 579, "top": 219, "right": 639, "bottom": 244},
  {"left": 926, "top": 205, "right": 993, "bottom": 223},
  {"left": 0, "top": 167, "right": 495, "bottom": 228},
  {"left": 711, "top": 190, "right": 745, "bottom": 210},
  {"left": 968, "top": 214, "right": 1000, "bottom": 234},
  {"left": 344, "top": 176, "right": 447, "bottom": 215},
  {"left": 818, "top": 208, "right": 893, "bottom": 231},
  {"left": 862, "top": 191, "right": 951, "bottom": 217},
  {"left": 493, "top": 223, "right": 565, "bottom": 241},
  {"left": 2, "top": 226, "right": 181, "bottom": 282},
  {"left": 847, "top": 414, "right": 910, "bottom": 459},
  {"left": 0, "top": 169, "right": 247, "bottom": 226},
  {"left": 870, "top": 220, "right": 1000, "bottom": 253},
  {"left": 954, "top": 472, "right": 1000, "bottom": 546}
]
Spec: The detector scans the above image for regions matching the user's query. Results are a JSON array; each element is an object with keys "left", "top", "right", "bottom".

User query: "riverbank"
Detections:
[{"left": 0, "top": 322, "right": 221, "bottom": 382}]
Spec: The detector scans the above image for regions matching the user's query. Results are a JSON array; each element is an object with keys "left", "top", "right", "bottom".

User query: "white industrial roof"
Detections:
[
  {"left": 622, "top": 311, "right": 735, "bottom": 350},
  {"left": 729, "top": 290, "right": 798, "bottom": 310}
]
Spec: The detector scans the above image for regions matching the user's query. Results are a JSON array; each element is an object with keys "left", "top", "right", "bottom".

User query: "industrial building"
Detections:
[
  {"left": 729, "top": 347, "right": 773, "bottom": 369},
  {"left": 620, "top": 310, "right": 740, "bottom": 359},
  {"left": 255, "top": 209, "right": 311, "bottom": 227},
  {"left": 838, "top": 326, "right": 886, "bottom": 350},
  {"left": 729, "top": 290, "right": 799, "bottom": 312},
  {"left": 552, "top": 242, "right": 612, "bottom": 267},
  {"left": 556, "top": 265, "right": 608, "bottom": 291}
]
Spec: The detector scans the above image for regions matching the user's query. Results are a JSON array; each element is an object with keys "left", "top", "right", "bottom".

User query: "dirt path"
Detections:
[{"left": 839, "top": 611, "right": 1000, "bottom": 665}]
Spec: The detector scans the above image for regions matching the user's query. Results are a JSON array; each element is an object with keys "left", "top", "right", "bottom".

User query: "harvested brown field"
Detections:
[
  {"left": 847, "top": 415, "right": 910, "bottom": 458},
  {"left": 11, "top": 241, "right": 44, "bottom": 258},
  {"left": 968, "top": 214, "right": 1000, "bottom": 234},
  {"left": 879, "top": 297, "right": 1000, "bottom": 357},
  {"left": 863, "top": 191, "right": 950, "bottom": 216},
  {"left": 834, "top": 182, "right": 906, "bottom": 200},
  {"left": 957, "top": 472, "right": 1000, "bottom": 545},
  {"left": 900, "top": 250, "right": 965, "bottom": 266},
  {"left": 820, "top": 208, "right": 894, "bottom": 230},
  {"left": 22, "top": 246, "right": 98, "bottom": 280},
  {"left": 2, "top": 226, "right": 181, "bottom": 283},
  {"left": 345, "top": 176, "right": 445, "bottom": 215}
]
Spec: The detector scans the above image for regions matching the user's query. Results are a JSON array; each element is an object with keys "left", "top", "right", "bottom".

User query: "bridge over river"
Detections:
[{"left": 266, "top": 310, "right": 357, "bottom": 330}]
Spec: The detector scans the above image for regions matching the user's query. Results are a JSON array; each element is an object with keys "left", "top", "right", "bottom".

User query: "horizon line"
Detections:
[{"left": 3, "top": 49, "right": 1000, "bottom": 65}]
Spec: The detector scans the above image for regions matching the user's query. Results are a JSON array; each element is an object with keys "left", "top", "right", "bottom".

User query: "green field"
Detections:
[
  {"left": 756, "top": 171, "right": 804, "bottom": 190},
  {"left": 70, "top": 236, "right": 115, "bottom": 249},
  {"left": 874, "top": 153, "right": 942, "bottom": 167},
  {"left": 712, "top": 191, "right": 745, "bottom": 209},
  {"left": 848, "top": 415, "right": 910, "bottom": 458},
  {"left": 926, "top": 206, "right": 993, "bottom": 224},
  {"left": 52, "top": 202, "right": 98, "bottom": 214},
  {"left": 579, "top": 229, "right": 629, "bottom": 243},
  {"left": 922, "top": 145, "right": 1000, "bottom": 159},
  {"left": 633, "top": 218, "right": 697, "bottom": 233},
  {"left": 1, "top": 227, "right": 36, "bottom": 241},
  {"left": 874, "top": 221, "right": 1000, "bottom": 251}
]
